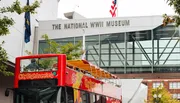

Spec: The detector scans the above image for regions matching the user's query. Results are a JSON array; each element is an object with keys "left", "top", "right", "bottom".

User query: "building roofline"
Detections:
[
  {"left": 3, "top": 61, "right": 15, "bottom": 68},
  {"left": 40, "top": 15, "right": 164, "bottom": 22}
]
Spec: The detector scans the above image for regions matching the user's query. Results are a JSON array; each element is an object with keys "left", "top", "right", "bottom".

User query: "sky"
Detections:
[{"left": 58, "top": 0, "right": 176, "bottom": 19}]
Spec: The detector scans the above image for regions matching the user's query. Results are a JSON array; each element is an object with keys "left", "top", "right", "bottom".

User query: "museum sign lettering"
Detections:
[{"left": 52, "top": 20, "right": 130, "bottom": 30}]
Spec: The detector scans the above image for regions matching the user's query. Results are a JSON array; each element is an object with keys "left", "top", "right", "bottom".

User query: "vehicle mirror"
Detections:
[{"left": 5, "top": 89, "right": 10, "bottom": 97}]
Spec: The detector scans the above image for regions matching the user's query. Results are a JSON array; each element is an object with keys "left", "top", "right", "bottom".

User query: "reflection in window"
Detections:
[
  {"left": 75, "top": 36, "right": 83, "bottom": 45},
  {"left": 96, "top": 95, "right": 102, "bottom": 103},
  {"left": 80, "top": 91, "right": 88, "bottom": 103},
  {"left": 15, "top": 87, "right": 59, "bottom": 103},
  {"left": 39, "top": 41, "right": 49, "bottom": 54},
  {"left": 39, "top": 37, "right": 74, "bottom": 54},
  {"left": 86, "top": 35, "right": 100, "bottom": 66},
  {"left": 172, "top": 93, "right": 180, "bottom": 99},
  {"left": 169, "top": 82, "right": 180, "bottom": 89},
  {"left": 153, "top": 82, "right": 163, "bottom": 88},
  {"left": 66, "top": 87, "right": 74, "bottom": 103},
  {"left": 101, "top": 96, "right": 106, "bottom": 103},
  {"left": 20, "top": 57, "right": 58, "bottom": 72},
  {"left": 90, "top": 93, "right": 96, "bottom": 103},
  {"left": 60, "top": 87, "right": 65, "bottom": 103}
]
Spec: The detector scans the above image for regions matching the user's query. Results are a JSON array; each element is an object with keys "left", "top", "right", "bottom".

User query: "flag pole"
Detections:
[
  {"left": 20, "top": 32, "right": 25, "bottom": 56},
  {"left": 22, "top": 0, "right": 31, "bottom": 56}
]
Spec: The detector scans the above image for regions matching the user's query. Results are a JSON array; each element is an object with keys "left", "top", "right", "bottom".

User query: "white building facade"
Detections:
[{"left": 38, "top": 15, "right": 180, "bottom": 74}]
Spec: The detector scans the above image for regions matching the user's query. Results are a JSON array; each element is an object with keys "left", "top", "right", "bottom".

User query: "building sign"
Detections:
[{"left": 52, "top": 20, "right": 130, "bottom": 30}]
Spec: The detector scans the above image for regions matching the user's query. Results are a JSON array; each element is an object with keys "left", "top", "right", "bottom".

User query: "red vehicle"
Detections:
[{"left": 13, "top": 54, "right": 122, "bottom": 103}]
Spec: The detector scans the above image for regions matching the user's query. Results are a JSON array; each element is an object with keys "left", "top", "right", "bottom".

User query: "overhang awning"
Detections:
[
  {"left": 4, "top": 61, "right": 15, "bottom": 68},
  {"left": 67, "top": 60, "right": 118, "bottom": 79}
]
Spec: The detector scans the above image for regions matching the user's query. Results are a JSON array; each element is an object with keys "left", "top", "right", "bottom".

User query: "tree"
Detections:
[
  {"left": 148, "top": 85, "right": 180, "bottom": 103},
  {"left": 163, "top": 0, "right": 180, "bottom": 27},
  {"left": 24, "top": 34, "right": 83, "bottom": 70},
  {"left": 0, "top": 0, "right": 40, "bottom": 76},
  {"left": 41, "top": 34, "right": 83, "bottom": 60}
]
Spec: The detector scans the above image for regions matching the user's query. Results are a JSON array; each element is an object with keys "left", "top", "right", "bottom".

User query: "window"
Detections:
[
  {"left": 173, "top": 94, "right": 177, "bottom": 98},
  {"left": 178, "top": 94, "right": 180, "bottom": 99},
  {"left": 60, "top": 87, "right": 65, "bottom": 103},
  {"left": 169, "top": 82, "right": 180, "bottom": 89},
  {"left": 101, "top": 96, "right": 106, "bottom": 103},
  {"left": 80, "top": 91, "right": 89, "bottom": 103},
  {"left": 172, "top": 94, "right": 180, "bottom": 99},
  {"left": 96, "top": 95, "right": 102, "bottom": 103},
  {"left": 66, "top": 87, "right": 74, "bottom": 103},
  {"left": 20, "top": 57, "right": 58, "bottom": 72},
  {"left": 153, "top": 82, "right": 163, "bottom": 88},
  {"left": 14, "top": 87, "right": 59, "bottom": 103},
  {"left": 90, "top": 93, "right": 96, "bottom": 103}
]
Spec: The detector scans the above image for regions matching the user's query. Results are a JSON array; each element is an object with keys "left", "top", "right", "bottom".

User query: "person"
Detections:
[
  {"left": 26, "top": 59, "right": 39, "bottom": 71},
  {"left": 84, "top": 71, "right": 94, "bottom": 78},
  {"left": 75, "top": 67, "right": 80, "bottom": 72}
]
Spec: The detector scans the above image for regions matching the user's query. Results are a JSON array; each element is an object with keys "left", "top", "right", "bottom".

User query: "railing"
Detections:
[{"left": 101, "top": 65, "right": 180, "bottom": 74}]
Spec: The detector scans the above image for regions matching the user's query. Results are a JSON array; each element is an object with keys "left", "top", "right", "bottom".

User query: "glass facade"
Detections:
[{"left": 39, "top": 24, "right": 180, "bottom": 74}]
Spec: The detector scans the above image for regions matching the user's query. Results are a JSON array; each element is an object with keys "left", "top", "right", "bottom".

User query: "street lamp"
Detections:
[{"left": 153, "top": 94, "right": 162, "bottom": 103}]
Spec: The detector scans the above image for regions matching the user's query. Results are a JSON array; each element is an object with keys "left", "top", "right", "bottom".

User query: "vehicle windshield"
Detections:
[
  {"left": 20, "top": 57, "right": 58, "bottom": 72},
  {"left": 14, "top": 87, "right": 65, "bottom": 103}
]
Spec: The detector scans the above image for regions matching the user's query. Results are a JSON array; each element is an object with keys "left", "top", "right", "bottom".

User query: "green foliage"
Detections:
[
  {"left": 0, "top": 0, "right": 40, "bottom": 14},
  {"left": 0, "top": 0, "right": 40, "bottom": 76},
  {"left": 148, "top": 85, "right": 180, "bottom": 103},
  {"left": 0, "top": 16, "right": 14, "bottom": 36},
  {"left": 42, "top": 34, "right": 83, "bottom": 60},
  {"left": 0, "top": 0, "right": 40, "bottom": 36},
  {"left": 0, "top": 42, "right": 13, "bottom": 76},
  {"left": 164, "top": 0, "right": 180, "bottom": 26},
  {"left": 38, "top": 58, "right": 57, "bottom": 69}
]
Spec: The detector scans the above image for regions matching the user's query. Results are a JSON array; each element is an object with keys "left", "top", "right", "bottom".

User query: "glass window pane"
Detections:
[
  {"left": 39, "top": 41, "right": 49, "bottom": 54},
  {"left": 153, "top": 25, "right": 180, "bottom": 66},
  {"left": 126, "top": 30, "right": 151, "bottom": 67},
  {"left": 80, "top": 91, "right": 88, "bottom": 103},
  {"left": 173, "top": 94, "right": 177, "bottom": 98},
  {"left": 153, "top": 82, "right": 163, "bottom": 88},
  {"left": 101, "top": 96, "right": 106, "bottom": 103},
  {"left": 96, "top": 95, "right": 102, "bottom": 103},
  {"left": 86, "top": 35, "right": 99, "bottom": 66},
  {"left": 20, "top": 57, "right": 58, "bottom": 72},
  {"left": 90, "top": 93, "right": 95, "bottom": 103},
  {"left": 67, "top": 87, "right": 74, "bottom": 103},
  {"left": 15, "top": 87, "right": 59, "bottom": 103},
  {"left": 178, "top": 94, "right": 180, "bottom": 99}
]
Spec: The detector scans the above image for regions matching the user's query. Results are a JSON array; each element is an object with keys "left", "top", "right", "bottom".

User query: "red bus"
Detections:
[{"left": 12, "top": 54, "right": 122, "bottom": 103}]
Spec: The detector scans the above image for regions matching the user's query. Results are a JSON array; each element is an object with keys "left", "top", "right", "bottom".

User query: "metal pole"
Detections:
[
  {"left": 82, "top": 29, "right": 85, "bottom": 51},
  {"left": 98, "top": 34, "right": 101, "bottom": 66},
  {"left": 151, "top": 30, "right": 154, "bottom": 73},
  {"left": 124, "top": 32, "right": 127, "bottom": 74},
  {"left": 81, "top": 29, "right": 86, "bottom": 60},
  {"left": 21, "top": 29, "right": 25, "bottom": 56}
]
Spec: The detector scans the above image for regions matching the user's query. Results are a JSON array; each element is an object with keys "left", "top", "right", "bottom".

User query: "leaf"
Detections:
[
  {"left": 164, "top": 0, "right": 180, "bottom": 26},
  {"left": 149, "top": 85, "right": 180, "bottom": 103}
]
